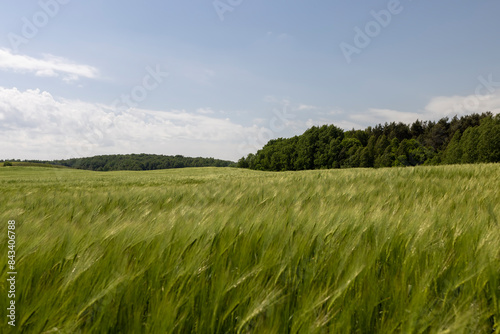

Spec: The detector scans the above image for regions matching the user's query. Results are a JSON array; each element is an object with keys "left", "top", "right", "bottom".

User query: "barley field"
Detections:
[{"left": 1, "top": 165, "right": 499, "bottom": 333}]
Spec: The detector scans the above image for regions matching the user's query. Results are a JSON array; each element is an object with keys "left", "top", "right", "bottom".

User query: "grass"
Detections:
[{"left": 0, "top": 165, "right": 499, "bottom": 333}]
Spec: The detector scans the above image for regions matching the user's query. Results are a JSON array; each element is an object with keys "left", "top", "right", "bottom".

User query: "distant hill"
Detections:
[
  {"left": 2, "top": 154, "right": 235, "bottom": 171},
  {"left": 1, "top": 161, "right": 67, "bottom": 168}
]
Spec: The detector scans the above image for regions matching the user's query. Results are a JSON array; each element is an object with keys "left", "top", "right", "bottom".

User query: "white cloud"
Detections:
[
  {"left": 252, "top": 118, "right": 266, "bottom": 125},
  {"left": 195, "top": 108, "right": 215, "bottom": 115},
  {"left": 350, "top": 108, "right": 422, "bottom": 125},
  {"left": 423, "top": 91, "right": 500, "bottom": 117},
  {"left": 0, "top": 48, "right": 99, "bottom": 82},
  {"left": 2, "top": 85, "right": 499, "bottom": 163},
  {"left": 346, "top": 89, "right": 500, "bottom": 128},
  {"left": 0, "top": 87, "right": 265, "bottom": 161},
  {"left": 297, "top": 104, "right": 318, "bottom": 111}
]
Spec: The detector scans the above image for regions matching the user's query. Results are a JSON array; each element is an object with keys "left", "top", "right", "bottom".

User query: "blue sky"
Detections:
[{"left": 1, "top": 0, "right": 500, "bottom": 161}]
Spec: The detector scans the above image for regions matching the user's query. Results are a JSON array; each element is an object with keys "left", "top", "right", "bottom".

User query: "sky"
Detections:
[{"left": 1, "top": 0, "right": 500, "bottom": 162}]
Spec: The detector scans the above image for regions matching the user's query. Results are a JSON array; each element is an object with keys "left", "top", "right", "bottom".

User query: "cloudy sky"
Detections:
[{"left": 1, "top": 1, "right": 500, "bottom": 161}]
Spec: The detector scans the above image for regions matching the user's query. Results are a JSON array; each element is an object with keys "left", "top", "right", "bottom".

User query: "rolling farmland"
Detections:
[{"left": 1, "top": 165, "right": 499, "bottom": 333}]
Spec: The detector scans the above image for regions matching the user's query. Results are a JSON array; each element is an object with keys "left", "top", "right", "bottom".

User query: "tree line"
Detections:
[
  {"left": 237, "top": 112, "right": 500, "bottom": 171},
  {"left": 6, "top": 154, "right": 234, "bottom": 171}
]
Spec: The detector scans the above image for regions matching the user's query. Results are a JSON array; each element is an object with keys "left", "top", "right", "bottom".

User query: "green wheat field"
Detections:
[{"left": 1, "top": 165, "right": 499, "bottom": 333}]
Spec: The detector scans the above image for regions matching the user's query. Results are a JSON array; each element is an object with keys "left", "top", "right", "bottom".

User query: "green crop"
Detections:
[{"left": 0, "top": 165, "right": 499, "bottom": 333}]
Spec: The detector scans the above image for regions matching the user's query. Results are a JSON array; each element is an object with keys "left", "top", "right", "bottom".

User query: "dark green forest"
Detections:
[
  {"left": 237, "top": 112, "right": 500, "bottom": 171},
  {"left": 4, "top": 154, "right": 234, "bottom": 171}
]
